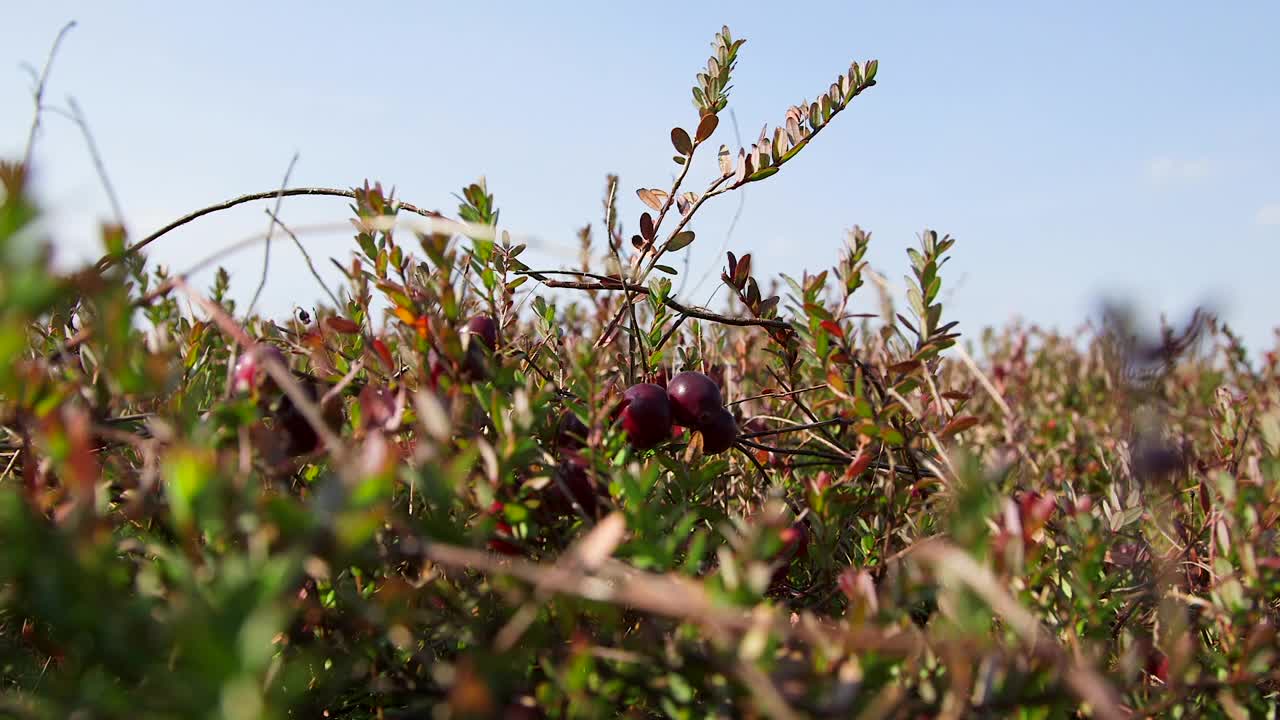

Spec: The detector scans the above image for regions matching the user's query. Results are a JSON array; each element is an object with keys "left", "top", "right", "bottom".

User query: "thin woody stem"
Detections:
[
  {"left": 95, "top": 187, "right": 442, "bottom": 273},
  {"left": 739, "top": 418, "right": 850, "bottom": 440},
  {"left": 524, "top": 275, "right": 790, "bottom": 331}
]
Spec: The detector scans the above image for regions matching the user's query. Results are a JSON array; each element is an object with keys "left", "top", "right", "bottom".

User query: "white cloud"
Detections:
[
  {"left": 1147, "top": 155, "right": 1211, "bottom": 183},
  {"left": 1256, "top": 203, "right": 1280, "bottom": 226}
]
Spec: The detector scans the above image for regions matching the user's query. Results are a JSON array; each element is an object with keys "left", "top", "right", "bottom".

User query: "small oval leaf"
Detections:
[
  {"left": 671, "top": 127, "right": 693, "bottom": 155},
  {"left": 637, "top": 188, "right": 667, "bottom": 212},
  {"left": 640, "top": 212, "right": 655, "bottom": 240},
  {"left": 695, "top": 114, "right": 719, "bottom": 142},
  {"left": 667, "top": 231, "right": 696, "bottom": 252}
]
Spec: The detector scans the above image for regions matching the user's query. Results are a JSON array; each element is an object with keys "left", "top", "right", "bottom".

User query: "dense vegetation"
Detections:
[{"left": 1, "top": 24, "right": 1278, "bottom": 720}]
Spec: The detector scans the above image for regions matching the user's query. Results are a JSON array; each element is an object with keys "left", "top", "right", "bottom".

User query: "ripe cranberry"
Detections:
[
  {"left": 647, "top": 367, "right": 670, "bottom": 388},
  {"left": 464, "top": 315, "right": 499, "bottom": 351},
  {"left": 698, "top": 408, "right": 738, "bottom": 454},
  {"left": 233, "top": 344, "right": 287, "bottom": 393},
  {"left": 274, "top": 380, "right": 344, "bottom": 456},
  {"left": 555, "top": 412, "right": 589, "bottom": 450},
  {"left": 779, "top": 523, "right": 809, "bottom": 560},
  {"left": 666, "top": 371, "right": 724, "bottom": 428},
  {"left": 619, "top": 383, "right": 672, "bottom": 450},
  {"left": 488, "top": 532, "right": 522, "bottom": 556},
  {"left": 545, "top": 453, "right": 598, "bottom": 517}
]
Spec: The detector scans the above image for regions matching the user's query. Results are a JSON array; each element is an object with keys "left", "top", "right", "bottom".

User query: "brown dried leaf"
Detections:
[
  {"left": 640, "top": 212, "right": 655, "bottom": 240},
  {"left": 636, "top": 188, "right": 667, "bottom": 212}
]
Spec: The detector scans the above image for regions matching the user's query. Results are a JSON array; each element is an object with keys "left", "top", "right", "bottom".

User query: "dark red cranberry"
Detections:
[
  {"left": 666, "top": 371, "right": 723, "bottom": 428},
  {"left": 698, "top": 408, "right": 738, "bottom": 454},
  {"left": 463, "top": 343, "right": 490, "bottom": 380},
  {"left": 488, "top": 534, "right": 522, "bottom": 556},
  {"left": 233, "top": 344, "right": 287, "bottom": 394},
  {"left": 274, "top": 381, "right": 343, "bottom": 456},
  {"left": 545, "top": 453, "right": 598, "bottom": 517},
  {"left": 465, "top": 315, "right": 499, "bottom": 351},
  {"left": 619, "top": 383, "right": 672, "bottom": 450},
  {"left": 779, "top": 522, "right": 809, "bottom": 560},
  {"left": 555, "top": 411, "right": 589, "bottom": 450}
]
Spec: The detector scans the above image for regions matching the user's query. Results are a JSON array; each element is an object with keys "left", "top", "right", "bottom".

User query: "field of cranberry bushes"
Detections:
[{"left": 2, "top": 24, "right": 1279, "bottom": 720}]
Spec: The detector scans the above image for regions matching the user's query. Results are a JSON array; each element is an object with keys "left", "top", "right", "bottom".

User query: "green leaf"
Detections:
[{"left": 667, "top": 231, "right": 695, "bottom": 252}]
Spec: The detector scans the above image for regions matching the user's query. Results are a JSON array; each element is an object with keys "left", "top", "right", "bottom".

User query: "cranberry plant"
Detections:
[{"left": 1, "top": 24, "right": 1279, "bottom": 720}]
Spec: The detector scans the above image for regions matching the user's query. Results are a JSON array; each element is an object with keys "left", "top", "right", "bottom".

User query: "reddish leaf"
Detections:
[
  {"left": 819, "top": 320, "right": 845, "bottom": 340},
  {"left": 326, "top": 316, "right": 361, "bottom": 334},
  {"left": 887, "top": 360, "right": 921, "bottom": 375},
  {"left": 734, "top": 253, "right": 752, "bottom": 285},
  {"left": 940, "top": 415, "right": 980, "bottom": 438},
  {"left": 640, "top": 212, "right": 655, "bottom": 240},
  {"left": 844, "top": 451, "right": 874, "bottom": 480},
  {"left": 371, "top": 338, "right": 394, "bottom": 371},
  {"left": 695, "top": 113, "right": 719, "bottom": 142}
]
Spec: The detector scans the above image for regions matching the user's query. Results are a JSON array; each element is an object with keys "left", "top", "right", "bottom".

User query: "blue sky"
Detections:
[{"left": 2, "top": 2, "right": 1277, "bottom": 353}]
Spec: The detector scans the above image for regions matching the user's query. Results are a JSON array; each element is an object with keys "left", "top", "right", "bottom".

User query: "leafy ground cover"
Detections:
[{"left": 1, "top": 23, "right": 1278, "bottom": 720}]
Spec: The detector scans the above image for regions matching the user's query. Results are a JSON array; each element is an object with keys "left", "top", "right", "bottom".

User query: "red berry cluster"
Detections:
[{"left": 618, "top": 371, "right": 737, "bottom": 454}]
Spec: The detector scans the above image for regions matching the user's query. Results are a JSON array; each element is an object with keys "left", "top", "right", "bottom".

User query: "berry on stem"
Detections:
[
  {"left": 465, "top": 315, "right": 499, "bottom": 351},
  {"left": 618, "top": 383, "right": 672, "bottom": 450},
  {"left": 698, "top": 408, "right": 738, "bottom": 454},
  {"left": 666, "top": 371, "right": 724, "bottom": 428}
]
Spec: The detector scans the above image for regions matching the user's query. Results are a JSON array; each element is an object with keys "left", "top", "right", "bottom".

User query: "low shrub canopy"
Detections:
[{"left": 1, "top": 24, "right": 1277, "bottom": 720}]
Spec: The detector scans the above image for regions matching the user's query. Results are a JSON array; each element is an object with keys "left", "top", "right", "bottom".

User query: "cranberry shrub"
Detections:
[{"left": 2, "top": 25, "right": 1280, "bottom": 720}]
